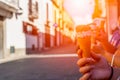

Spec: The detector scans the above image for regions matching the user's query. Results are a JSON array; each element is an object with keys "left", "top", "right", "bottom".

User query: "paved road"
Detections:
[{"left": 0, "top": 43, "right": 82, "bottom": 80}]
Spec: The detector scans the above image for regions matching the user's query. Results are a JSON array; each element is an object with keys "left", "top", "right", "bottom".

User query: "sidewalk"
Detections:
[
  {"left": 27, "top": 43, "right": 76, "bottom": 54},
  {"left": 0, "top": 54, "right": 27, "bottom": 64},
  {"left": 37, "top": 43, "right": 76, "bottom": 54},
  {"left": 0, "top": 43, "right": 77, "bottom": 64}
]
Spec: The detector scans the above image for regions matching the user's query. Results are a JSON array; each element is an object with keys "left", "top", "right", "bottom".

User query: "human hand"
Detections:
[
  {"left": 77, "top": 50, "right": 111, "bottom": 80},
  {"left": 91, "top": 44, "right": 105, "bottom": 55},
  {"left": 95, "top": 30, "right": 108, "bottom": 43}
]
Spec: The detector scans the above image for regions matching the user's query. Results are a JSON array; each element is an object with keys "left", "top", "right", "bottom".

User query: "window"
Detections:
[{"left": 28, "top": 0, "right": 39, "bottom": 21}]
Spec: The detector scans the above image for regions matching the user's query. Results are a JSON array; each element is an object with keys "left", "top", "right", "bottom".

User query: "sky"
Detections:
[{"left": 63, "top": 0, "right": 95, "bottom": 26}]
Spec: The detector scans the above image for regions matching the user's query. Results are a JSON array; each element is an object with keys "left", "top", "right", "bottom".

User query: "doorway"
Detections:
[{"left": 0, "top": 20, "right": 4, "bottom": 58}]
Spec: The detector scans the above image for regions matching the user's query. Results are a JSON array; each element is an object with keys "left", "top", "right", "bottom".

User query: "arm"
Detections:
[
  {"left": 101, "top": 41, "right": 116, "bottom": 54},
  {"left": 95, "top": 30, "right": 117, "bottom": 53},
  {"left": 114, "top": 60, "right": 120, "bottom": 68},
  {"left": 104, "top": 49, "right": 120, "bottom": 68},
  {"left": 113, "top": 50, "right": 120, "bottom": 67},
  {"left": 103, "top": 51, "right": 113, "bottom": 64},
  {"left": 91, "top": 44, "right": 114, "bottom": 63}
]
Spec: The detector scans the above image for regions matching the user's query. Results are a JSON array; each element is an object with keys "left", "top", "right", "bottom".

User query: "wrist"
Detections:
[{"left": 108, "top": 66, "right": 113, "bottom": 80}]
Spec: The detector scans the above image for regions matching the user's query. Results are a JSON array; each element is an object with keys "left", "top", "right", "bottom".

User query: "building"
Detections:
[
  {"left": 22, "top": 0, "right": 75, "bottom": 54},
  {"left": 22, "top": 0, "right": 55, "bottom": 53},
  {"left": 106, "top": 0, "right": 118, "bottom": 39},
  {"left": 0, "top": 0, "right": 26, "bottom": 59},
  {"left": 0, "top": 0, "right": 75, "bottom": 60},
  {"left": 93, "top": 0, "right": 119, "bottom": 39},
  {"left": 62, "top": 9, "right": 75, "bottom": 44},
  {"left": 51, "top": 0, "right": 74, "bottom": 46}
]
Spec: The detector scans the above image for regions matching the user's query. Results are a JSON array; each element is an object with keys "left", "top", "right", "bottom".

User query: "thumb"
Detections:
[
  {"left": 91, "top": 52, "right": 101, "bottom": 61},
  {"left": 77, "top": 49, "right": 83, "bottom": 58}
]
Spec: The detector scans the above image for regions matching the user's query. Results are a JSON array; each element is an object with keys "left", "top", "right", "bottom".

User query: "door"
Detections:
[{"left": 0, "top": 20, "right": 3, "bottom": 58}]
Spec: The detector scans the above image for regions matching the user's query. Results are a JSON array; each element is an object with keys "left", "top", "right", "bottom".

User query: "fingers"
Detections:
[
  {"left": 77, "top": 49, "right": 83, "bottom": 58},
  {"left": 77, "top": 58, "right": 95, "bottom": 67},
  {"left": 79, "top": 72, "right": 91, "bottom": 80},
  {"left": 79, "top": 65, "right": 94, "bottom": 74},
  {"left": 91, "top": 52, "right": 101, "bottom": 61}
]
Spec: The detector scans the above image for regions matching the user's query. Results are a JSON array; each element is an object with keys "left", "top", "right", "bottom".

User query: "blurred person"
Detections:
[
  {"left": 93, "top": 17, "right": 120, "bottom": 54},
  {"left": 110, "top": 26, "right": 120, "bottom": 49},
  {"left": 90, "top": 18, "right": 120, "bottom": 67},
  {"left": 77, "top": 49, "right": 120, "bottom": 80},
  {"left": 85, "top": 45, "right": 120, "bottom": 67},
  {"left": 91, "top": 25, "right": 116, "bottom": 54},
  {"left": 91, "top": 30, "right": 116, "bottom": 54}
]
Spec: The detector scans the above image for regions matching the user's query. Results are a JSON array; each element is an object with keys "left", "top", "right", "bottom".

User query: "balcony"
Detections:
[
  {"left": 0, "top": 0, "right": 19, "bottom": 12},
  {"left": 28, "top": 0, "right": 38, "bottom": 21}
]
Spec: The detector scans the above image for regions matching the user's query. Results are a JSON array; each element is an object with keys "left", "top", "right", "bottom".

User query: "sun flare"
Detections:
[{"left": 64, "top": 0, "right": 95, "bottom": 25}]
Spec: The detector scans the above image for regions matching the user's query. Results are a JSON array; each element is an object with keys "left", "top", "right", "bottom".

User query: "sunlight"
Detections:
[
  {"left": 74, "top": 0, "right": 89, "bottom": 9},
  {"left": 26, "top": 54, "right": 77, "bottom": 58},
  {"left": 64, "top": 0, "right": 95, "bottom": 25}
]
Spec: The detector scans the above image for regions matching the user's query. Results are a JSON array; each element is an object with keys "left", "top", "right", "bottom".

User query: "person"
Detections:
[
  {"left": 90, "top": 17, "right": 120, "bottom": 54},
  {"left": 91, "top": 26, "right": 117, "bottom": 54},
  {"left": 89, "top": 17, "right": 120, "bottom": 67},
  {"left": 77, "top": 49, "right": 120, "bottom": 80}
]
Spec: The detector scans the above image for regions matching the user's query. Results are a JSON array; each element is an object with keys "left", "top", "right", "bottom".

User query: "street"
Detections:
[{"left": 0, "top": 43, "right": 82, "bottom": 80}]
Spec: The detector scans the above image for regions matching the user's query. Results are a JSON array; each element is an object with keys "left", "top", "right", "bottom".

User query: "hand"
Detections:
[
  {"left": 95, "top": 30, "right": 108, "bottom": 43},
  {"left": 91, "top": 44, "right": 105, "bottom": 55},
  {"left": 77, "top": 50, "right": 111, "bottom": 80}
]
